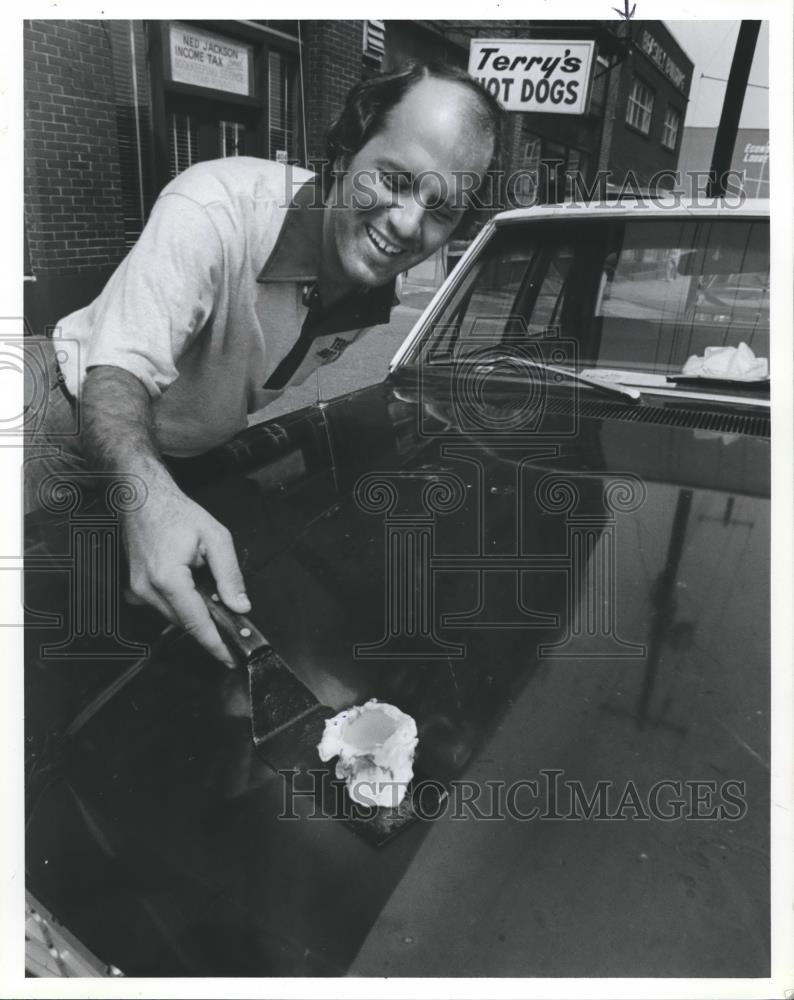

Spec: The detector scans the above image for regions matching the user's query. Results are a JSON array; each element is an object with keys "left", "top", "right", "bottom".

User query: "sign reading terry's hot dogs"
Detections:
[{"left": 468, "top": 39, "right": 596, "bottom": 115}]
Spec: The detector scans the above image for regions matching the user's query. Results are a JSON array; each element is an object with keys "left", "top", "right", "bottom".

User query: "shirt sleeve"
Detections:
[{"left": 82, "top": 192, "right": 224, "bottom": 398}]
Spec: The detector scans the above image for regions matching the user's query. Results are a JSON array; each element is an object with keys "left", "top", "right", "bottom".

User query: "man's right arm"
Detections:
[{"left": 81, "top": 365, "right": 251, "bottom": 668}]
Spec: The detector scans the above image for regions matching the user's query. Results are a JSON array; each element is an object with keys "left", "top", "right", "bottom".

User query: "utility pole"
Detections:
[{"left": 707, "top": 21, "right": 761, "bottom": 198}]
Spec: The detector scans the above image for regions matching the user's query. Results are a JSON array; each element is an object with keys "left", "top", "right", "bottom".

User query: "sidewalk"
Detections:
[
  {"left": 251, "top": 250, "right": 447, "bottom": 422},
  {"left": 402, "top": 248, "right": 447, "bottom": 293}
]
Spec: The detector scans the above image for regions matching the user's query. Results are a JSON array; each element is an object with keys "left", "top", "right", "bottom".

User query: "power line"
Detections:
[{"left": 699, "top": 73, "right": 768, "bottom": 89}]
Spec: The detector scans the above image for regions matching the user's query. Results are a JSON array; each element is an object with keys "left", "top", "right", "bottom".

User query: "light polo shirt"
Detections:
[{"left": 56, "top": 157, "right": 395, "bottom": 457}]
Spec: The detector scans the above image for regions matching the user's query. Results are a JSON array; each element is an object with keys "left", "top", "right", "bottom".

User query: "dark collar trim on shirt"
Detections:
[
  {"left": 262, "top": 281, "right": 394, "bottom": 392},
  {"left": 305, "top": 279, "right": 395, "bottom": 335}
]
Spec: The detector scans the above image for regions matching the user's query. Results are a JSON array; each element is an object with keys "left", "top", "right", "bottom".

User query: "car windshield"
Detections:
[{"left": 406, "top": 215, "right": 769, "bottom": 389}]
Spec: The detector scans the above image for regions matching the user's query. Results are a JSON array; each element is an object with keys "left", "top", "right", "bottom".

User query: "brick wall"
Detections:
[
  {"left": 24, "top": 20, "right": 127, "bottom": 274},
  {"left": 301, "top": 21, "right": 364, "bottom": 166}
]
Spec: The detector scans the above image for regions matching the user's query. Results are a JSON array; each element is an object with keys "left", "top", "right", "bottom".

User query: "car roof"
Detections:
[{"left": 492, "top": 198, "right": 770, "bottom": 224}]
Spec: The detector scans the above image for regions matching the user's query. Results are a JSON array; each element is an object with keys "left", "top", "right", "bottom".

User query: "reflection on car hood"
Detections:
[
  {"left": 24, "top": 375, "right": 770, "bottom": 977},
  {"left": 185, "top": 378, "right": 769, "bottom": 781}
]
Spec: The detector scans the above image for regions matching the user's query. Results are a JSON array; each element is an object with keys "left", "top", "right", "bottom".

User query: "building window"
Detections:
[
  {"left": 661, "top": 105, "right": 681, "bottom": 150},
  {"left": 625, "top": 76, "right": 654, "bottom": 135},
  {"left": 110, "top": 21, "right": 157, "bottom": 247},
  {"left": 220, "top": 120, "right": 244, "bottom": 157},
  {"left": 168, "top": 111, "right": 199, "bottom": 178},
  {"left": 268, "top": 48, "right": 299, "bottom": 161}
]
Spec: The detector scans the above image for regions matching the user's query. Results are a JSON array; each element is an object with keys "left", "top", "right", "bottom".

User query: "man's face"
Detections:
[{"left": 324, "top": 77, "right": 495, "bottom": 290}]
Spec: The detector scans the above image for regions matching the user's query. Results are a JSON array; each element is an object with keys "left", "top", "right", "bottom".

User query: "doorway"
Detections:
[{"left": 165, "top": 93, "right": 260, "bottom": 178}]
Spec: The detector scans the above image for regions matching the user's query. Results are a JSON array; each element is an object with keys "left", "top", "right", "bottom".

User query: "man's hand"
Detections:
[
  {"left": 124, "top": 481, "right": 250, "bottom": 668},
  {"left": 81, "top": 365, "right": 250, "bottom": 668}
]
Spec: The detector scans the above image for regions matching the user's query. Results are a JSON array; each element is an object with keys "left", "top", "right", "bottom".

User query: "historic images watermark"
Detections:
[
  {"left": 283, "top": 164, "right": 749, "bottom": 211},
  {"left": 278, "top": 768, "right": 748, "bottom": 823}
]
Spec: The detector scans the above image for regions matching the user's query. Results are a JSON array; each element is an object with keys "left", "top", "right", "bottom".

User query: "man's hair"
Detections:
[{"left": 323, "top": 61, "right": 506, "bottom": 220}]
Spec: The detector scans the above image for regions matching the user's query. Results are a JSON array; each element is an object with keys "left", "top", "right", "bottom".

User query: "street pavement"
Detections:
[{"left": 250, "top": 252, "right": 445, "bottom": 423}]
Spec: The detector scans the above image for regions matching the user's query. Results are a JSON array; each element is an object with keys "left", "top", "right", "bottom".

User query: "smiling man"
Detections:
[
  {"left": 322, "top": 71, "right": 498, "bottom": 293},
  {"left": 28, "top": 62, "right": 503, "bottom": 664}
]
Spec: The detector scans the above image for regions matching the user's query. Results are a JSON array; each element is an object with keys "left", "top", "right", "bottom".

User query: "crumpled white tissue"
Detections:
[{"left": 682, "top": 342, "right": 768, "bottom": 381}]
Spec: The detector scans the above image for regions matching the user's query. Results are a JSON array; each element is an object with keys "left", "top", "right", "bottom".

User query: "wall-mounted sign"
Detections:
[
  {"left": 742, "top": 142, "right": 768, "bottom": 164},
  {"left": 468, "top": 39, "right": 595, "bottom": 115},
  {"left": 168, "top": 22, "right": 253, "bottom": 97},
  {"left": 639, "top": 30, "right": 687, "bottom": 93}
]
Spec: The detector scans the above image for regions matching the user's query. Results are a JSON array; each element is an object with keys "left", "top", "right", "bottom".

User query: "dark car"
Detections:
[{"left": 25, "top": 199, "right": 771, "bottom": 979}]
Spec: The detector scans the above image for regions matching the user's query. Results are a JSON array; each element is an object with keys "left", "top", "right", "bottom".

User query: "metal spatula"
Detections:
[{"left": 197, "top": 580, "right": 441, "bottom": 845}]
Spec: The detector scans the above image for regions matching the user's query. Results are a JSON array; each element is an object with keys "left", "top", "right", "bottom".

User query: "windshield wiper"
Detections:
[
  {"left": 470, "top": 356, "right": 642, "bottom": 402},
  {"left": 666, "top": 375, "right": 769, "bottom": 391}
]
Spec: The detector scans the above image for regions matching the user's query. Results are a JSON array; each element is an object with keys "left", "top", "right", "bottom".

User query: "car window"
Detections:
[
  {"left": 427, "top": 236, "right": 577, "bottom": 360},
  {"left": 416, "top": 217, "right": 769, "bottom": 380},
  {"left": 596, "top": 220, "right": 769, "bottom": 371}
]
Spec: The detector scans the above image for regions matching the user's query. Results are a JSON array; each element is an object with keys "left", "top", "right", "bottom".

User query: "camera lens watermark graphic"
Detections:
[
  {"left": 1, "top": 341, "right": 39, "bottom": 433},
  {"left": 0, "top": 330, "right": 81, "bottom": 440},
  {"left": 417, "top": 321, "right": 580, "bottom": 442},
  {"left": 453, "top": 344, "right": 548, "bottom": 433}
]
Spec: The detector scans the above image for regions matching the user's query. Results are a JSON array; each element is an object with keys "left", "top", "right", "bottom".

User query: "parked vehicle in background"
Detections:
[{"left": 398, "top": 199, "right": 769, "bottom": 391}]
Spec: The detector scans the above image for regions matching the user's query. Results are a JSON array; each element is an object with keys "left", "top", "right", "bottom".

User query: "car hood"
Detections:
[
  {"left": 185, "top": 377, "right": 769, "bottom": 780},
  {"left": 25, "top": 375, "right": 770, "bottom": 976}
]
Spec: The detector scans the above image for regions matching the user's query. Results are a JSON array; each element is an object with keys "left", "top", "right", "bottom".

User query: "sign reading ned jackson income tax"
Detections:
[
  {"left": 168, "top": 22, "right": 253, "bottom": 97},
  {"left": 468, "top": 39, "right": 596, "bottom": 115}
]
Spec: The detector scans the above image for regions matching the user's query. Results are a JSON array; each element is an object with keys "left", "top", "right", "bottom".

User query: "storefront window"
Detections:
[{"left": 626, "top": 76, "right": 654, "bottom": 134}]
